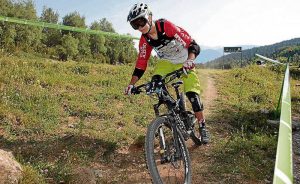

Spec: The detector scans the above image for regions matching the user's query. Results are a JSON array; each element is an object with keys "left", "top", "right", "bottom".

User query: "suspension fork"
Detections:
[
  {"left": 169, "top": 116, "right": 182, "bottom": 160},
  {"left": 158, "top": 124, "right": 166, "bottom": 150},
  {"left": 158, "top": 125, "right": 167, "bottom": 163},
  {"left": 158, "top": 117, "right": 181, "bottom": 162}
]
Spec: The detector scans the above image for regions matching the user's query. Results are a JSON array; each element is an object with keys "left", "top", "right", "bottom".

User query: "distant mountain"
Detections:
[
  {"left": 196, "top": 49, "right": 222, "bottom": 63},
  {"left": 196, "top": 45, "right": 257, "bottom": 63},
  {"left": 205, "top": 38, "right": 300, "bottom": 68}
]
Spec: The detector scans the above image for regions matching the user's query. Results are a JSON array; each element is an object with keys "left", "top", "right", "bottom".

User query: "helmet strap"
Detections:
[{"left": 146, "top": 21, "right": 152, "bottom": 34}]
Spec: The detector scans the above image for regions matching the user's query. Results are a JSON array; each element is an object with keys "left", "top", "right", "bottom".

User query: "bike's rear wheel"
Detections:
[{"left": 145, "top": 117, "right": 191, "bottom": 184}]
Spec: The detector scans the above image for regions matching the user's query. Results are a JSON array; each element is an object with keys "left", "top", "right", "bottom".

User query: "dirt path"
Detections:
[
  {"left": 202, "top": 76, "right": 218, "bottom": 116},
  {"left": 185, "top": 75, "right": 223, "bottom": 183}
]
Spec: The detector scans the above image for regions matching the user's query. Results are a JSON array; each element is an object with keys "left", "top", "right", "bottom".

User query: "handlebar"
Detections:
[{"left": 132, "top": 68, "right": 184, "bottom": 95}]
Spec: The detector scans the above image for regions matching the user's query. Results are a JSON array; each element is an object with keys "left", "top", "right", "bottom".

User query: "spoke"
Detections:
[{"left": 151, "top": 123, "right": 187, "bottom": 184}]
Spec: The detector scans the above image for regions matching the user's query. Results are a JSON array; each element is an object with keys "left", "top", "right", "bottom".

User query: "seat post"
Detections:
[
  {"left": 174, "top": 86, "right": 180, "bottom": 100},
  {"left": 172, "top": 81, "right": 183, "bottom": 100}
]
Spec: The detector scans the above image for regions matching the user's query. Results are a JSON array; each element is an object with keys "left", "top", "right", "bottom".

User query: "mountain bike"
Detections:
[{"left": 132, "top": 68, "right": 202, "bottom": 184}]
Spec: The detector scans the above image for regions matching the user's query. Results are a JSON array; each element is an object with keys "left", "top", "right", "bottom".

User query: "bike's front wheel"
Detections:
[{"left": 145, "top": 117, "right": 191, "bottom": 184}]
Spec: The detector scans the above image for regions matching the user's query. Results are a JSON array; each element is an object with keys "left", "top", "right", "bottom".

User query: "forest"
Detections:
[{"left": 0, "top": 0, "right": 139, "bottom": 64}]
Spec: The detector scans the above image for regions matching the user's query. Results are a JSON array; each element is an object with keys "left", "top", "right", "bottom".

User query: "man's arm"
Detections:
[
  {"left": 126, "top": 36, "right": 152, "bottom": 93},
  {"left": 132, "top": 36, "right": 153, "bottom": 82}
]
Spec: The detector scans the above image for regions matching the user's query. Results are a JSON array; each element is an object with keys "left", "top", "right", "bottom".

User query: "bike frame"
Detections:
[
  {"left": 152, "top": 81, "right": 188, "bottom": 161},
  {"left": 134, "top": 69, "right": 192, "bottom": 162}
]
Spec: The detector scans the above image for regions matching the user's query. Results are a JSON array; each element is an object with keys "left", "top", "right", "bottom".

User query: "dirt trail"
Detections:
[
  {"left": 185, "top": 75, "right": 223, "bottom": 183},
  {"left": 202, "top": 76, "right": 218, "bottom": 116}
]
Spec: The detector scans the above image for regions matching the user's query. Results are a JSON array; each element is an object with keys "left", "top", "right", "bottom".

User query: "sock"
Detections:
[{"left": 199, "top": 119, "right": 206, "bottom": 128}]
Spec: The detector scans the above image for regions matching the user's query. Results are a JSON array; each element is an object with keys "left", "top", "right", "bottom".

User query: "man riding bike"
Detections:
[{"left": 124, "top": 3, "right": 209, "bottom": 144}]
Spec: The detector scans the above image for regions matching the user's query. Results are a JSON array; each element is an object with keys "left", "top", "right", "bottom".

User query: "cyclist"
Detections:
[{"left": 124, "top": 3, "right": 209, "bottom": 144}]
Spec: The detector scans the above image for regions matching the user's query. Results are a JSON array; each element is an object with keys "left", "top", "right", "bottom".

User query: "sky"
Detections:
[{"left": 33, "top": 0, "right": 300, "bottom": 48}]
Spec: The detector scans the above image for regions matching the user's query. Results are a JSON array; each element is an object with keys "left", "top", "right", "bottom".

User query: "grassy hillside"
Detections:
[
  {"left": 0, "top": 55, "right": 151, "bottom": 143},
  {"left": 1, "top": 54, "right": 299, "bottom": 183},
  {"left": 0, "top": 54, "right": 206, "bottom": 183},
  {"left": 209, "top": 65, "right": 300, "bottom": 182},
  {"left": 0, "top": 54, "right": 158, "bottom": 183}
]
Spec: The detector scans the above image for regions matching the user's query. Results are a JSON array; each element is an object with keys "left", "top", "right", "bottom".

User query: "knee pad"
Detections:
[{"left": 186, "top": 92, "right": 204, "bottom": 112}]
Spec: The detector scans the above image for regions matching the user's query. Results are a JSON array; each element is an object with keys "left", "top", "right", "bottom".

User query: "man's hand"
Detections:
[
  {"left": 183, "top": 59, "right": 195, "bottom": 75},
  {"left": 146, "top": 75, "right": 163, "bottom": 94},
  {"left": 124, "top": 84, "right": 135, "bottom": 95}
]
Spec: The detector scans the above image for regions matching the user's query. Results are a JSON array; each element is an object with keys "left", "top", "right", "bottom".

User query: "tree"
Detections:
[
  {"left": 62, "top": 11, "right": 86, "bottom": 36},
  {"left": 0, "top": 23, "right": 17, "bottom": 51},
  {"left": 98, "top": 18, "right": 115, "bottom": 33},
  {"left": 117, "top": 37, "right": 137, "bottom": 64},
  {"left": 57, "top": 34, "right": 79, "bottom": 61},
  {"left": 12, "top": 0, "right": 42, "bottom": 51},
  {"left": 76, "top": 34, "right": 92, "bottom": 61},
  {"left": 61, "top": 12, "right": 92, "bottom": 61},
  {"left": 40, "top": 6, "right": 59, "bottom": 23},
  {"left": 40, "top": 7, "right": 61, "bottom": 52},
  {"left": 90, "top": 21, "right": 107, "bottom": 63},
  {"left": 0, "top": 0, "right": 13, "bottom": 16}
]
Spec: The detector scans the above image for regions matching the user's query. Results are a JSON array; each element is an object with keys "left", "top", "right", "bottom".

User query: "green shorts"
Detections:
[{"left": 153, "top": 60, "right": 201, "bottom": 95}]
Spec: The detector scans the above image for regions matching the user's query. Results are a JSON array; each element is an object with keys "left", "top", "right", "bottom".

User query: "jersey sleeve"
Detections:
[
  {"left": 164, "top": 20, "right": 192, "bottom": 48},
  {"left": 135, "top": 36, "right": 153, "bottom": 71}
]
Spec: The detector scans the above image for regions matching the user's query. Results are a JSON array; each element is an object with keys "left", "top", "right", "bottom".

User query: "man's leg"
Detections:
[
  {"left": 153, "top": 60, "right": 176, "bottom": 77},
  {"left": 194, "top": 111, "right": 205, "bottom": 123},
  {"left": 186, "top": 92, "right": 209, "bottom": 144},
  {"left": 181, "top": 69, "right": 210, "bottom": 144}
]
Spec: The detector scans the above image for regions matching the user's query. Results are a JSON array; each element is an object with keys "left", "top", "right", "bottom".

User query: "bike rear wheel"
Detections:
[{"left": 145, "top": 117, "right": 191, "bottom": 184}]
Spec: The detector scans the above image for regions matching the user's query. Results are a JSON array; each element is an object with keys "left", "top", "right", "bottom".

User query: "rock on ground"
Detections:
[{"left": 0, "top": 149, "right": 23, "bottom": 184}]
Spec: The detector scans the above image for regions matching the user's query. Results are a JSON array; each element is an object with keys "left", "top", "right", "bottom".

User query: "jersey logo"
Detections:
[
  {"left": 140, "top": 43, "right": 147, "bottom": 58},
  {"left": 174, "top": 33, "right": 186, "bottom": 47}
]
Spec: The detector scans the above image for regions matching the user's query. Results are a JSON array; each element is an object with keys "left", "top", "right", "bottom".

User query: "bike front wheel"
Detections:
[{"left": 145, "top": 117, "right": 191, "bottom": 184}]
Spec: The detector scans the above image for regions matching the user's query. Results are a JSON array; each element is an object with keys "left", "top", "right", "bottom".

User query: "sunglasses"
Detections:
[{"left": 130, "top": 17, "right": 148, "bottom": 30}]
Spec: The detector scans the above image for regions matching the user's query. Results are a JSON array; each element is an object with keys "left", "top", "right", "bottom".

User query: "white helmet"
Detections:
[{"left": 127, "top": 3, "right": 152, "bottom": 22}]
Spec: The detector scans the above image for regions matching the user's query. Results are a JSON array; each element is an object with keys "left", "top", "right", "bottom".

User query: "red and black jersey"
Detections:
[{"left": 135, "top": 19, "right": 193, "bottom": 71}]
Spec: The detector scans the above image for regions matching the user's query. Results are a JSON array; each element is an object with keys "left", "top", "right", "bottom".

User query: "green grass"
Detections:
[
  {"left": 1, "top": 54, "right": 299, "bottom": 183},
  {"left": 0, "top": 55, "right": 155, "bottom": 143},
  {"left": 213, "top": 65, "right": 284, "bottom": 133},
  {"left": 212, "top": 133, "right": 277, "bottom": 181},
  {"left": 290, "top": 67, "right": 300, "bottom": 114},
  {"left": 208, "top": 64, "right": 298, "bottom": 182},
  {"left": 0, "top": 55, "right": 157, "bottom": 183},
  {"left": 20, "top": 165, "right": 46, "bottom": 184}
]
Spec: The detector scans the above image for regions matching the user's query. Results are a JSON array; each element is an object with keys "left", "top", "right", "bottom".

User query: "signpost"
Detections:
[
  {"left": 223, "top": 47, "right": 243, "bottom": 134},
  {"left": 223, "top": 47, "right": 242, "bottom": 69},
  {"left": 224, "top": 47, "right": 242, "bottom": 53}
]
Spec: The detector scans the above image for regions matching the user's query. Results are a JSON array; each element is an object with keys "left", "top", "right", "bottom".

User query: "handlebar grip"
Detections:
[{"left": 130, "top": 86, "right": 136, "bottom": 94}]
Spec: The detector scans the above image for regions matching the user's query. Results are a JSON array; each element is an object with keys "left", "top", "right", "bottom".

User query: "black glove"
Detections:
[{"left": 147, "top": 75, "right": 163, "bottom": 94}]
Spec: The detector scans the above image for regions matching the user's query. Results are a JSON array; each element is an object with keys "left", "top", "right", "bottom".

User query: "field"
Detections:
[{"left": 0, "top": 54, "right": 299, "bottom": 183}]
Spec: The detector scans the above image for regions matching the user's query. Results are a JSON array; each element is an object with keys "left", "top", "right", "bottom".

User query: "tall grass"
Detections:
[
  {"left": 210, "top": 65, "right": 286, "bottom": 182},
  {"left": 1, "top": 54, "right": 299, "bottom": 183},
  {"left": 0, "top": 55, "right": 157, "bottom": 183},
  {"left": 0, "top": 55, "right": 156, "bottom": 143}
]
